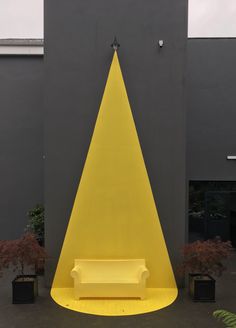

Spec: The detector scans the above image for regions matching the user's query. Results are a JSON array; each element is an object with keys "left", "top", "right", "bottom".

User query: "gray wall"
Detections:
[
  {"left": 0, "top": 56, "right": 44, "bottom": 239},
  {"left": 44, "top": 0, "right": 187, "bottom": 285},
  {"left": 187, "top": 39, "right": 236, "bottom": 181}
]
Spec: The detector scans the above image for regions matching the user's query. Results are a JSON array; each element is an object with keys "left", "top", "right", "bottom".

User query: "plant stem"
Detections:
[{"left": 20, "top": 258, "right": 24, "bottom": 275}]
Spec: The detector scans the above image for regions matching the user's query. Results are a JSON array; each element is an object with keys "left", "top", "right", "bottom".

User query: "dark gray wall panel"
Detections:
[
  {"left": 187, "top": 39, "right": 236, "bottom": 180},
  {"left": 44, "top": 0, "right": 187, "bottom": 285},
  {"left": 0, "top": 56, "right": 44, "bottom": 239}
]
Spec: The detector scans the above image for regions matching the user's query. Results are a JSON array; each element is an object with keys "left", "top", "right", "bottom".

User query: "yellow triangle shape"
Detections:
[{"left": 51, "top": 52, "right": 178, "bottom": 315}]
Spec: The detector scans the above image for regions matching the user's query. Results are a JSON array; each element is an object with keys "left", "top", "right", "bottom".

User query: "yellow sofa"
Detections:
[{"left": 71, "top": 259, "right": 149, "bottom": 300}]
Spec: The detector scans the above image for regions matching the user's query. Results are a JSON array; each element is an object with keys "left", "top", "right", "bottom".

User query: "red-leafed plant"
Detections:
[
  {"left": 0, "top": 233, "right": 47, "bottom": 277},
  {"left": 179, "top": 237, "right": 233, "bottom": 277}
]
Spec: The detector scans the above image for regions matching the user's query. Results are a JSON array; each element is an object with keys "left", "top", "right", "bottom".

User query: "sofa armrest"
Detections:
[
  {"left": 70, "top": 265, "right": 81, "bottom": 282},
  {"left": 137, "top": 265, "right": 150, "bottom": 282}
]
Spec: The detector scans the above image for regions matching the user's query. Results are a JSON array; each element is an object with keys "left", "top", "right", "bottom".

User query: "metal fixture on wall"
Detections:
[
  {"left": 227, "top": 156, "right": 236, "bottom": 160},
  {"left": 111, "top": 36, "right": 120, "bottom": 50},
  {"left": 158, "top": 40, "right": 164, "bottom": 48}
]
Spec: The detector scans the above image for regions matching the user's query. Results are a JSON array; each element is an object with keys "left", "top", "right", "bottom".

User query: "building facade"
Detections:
[{"left": 0, "top": 1, "right": 235, "bottom": 286}]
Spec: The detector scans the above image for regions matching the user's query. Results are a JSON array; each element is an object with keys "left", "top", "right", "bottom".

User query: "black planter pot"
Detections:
[
  {"left": 189, "top": 273, "right": 215, "bottom": 302},
  {"left": 12, "top": 275, "right": 38, "bottom": 304}
]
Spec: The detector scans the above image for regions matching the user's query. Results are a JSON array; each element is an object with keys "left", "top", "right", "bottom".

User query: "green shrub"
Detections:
[
  {"left": 26, "top": 204, "right": 44, "bottom": 245},
  {"left": 213, "top": 310, "right": 236, "bottom": 327}
]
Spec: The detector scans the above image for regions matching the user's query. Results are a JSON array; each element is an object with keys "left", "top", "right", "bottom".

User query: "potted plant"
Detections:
[
  {"left": 0, "top": 233, "right": 47, "bottom": 304},
  {"left": 26, "top": 204, "right": 45, "bottom": 275},
  {"left": 180, "top": 237, "right": 232, "bottom": 302}
]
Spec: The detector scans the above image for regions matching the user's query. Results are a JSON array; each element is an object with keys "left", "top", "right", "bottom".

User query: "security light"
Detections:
[{"left": 158, "top": 40, "right": 164, "bottom": 48}]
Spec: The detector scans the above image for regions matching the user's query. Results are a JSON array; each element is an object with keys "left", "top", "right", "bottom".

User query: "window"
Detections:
[{"left": 189, "top": 181, "right": 236, "bottom": 247}]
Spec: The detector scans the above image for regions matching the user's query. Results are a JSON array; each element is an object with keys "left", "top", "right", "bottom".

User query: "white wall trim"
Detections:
[{"left": 0, "top": 39, "right": 44, "bottom": 55}]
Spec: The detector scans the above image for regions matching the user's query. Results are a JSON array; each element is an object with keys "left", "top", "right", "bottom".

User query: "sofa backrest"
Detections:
[{"left": 74, "top": 259, "right": 146, "bottom": 281}]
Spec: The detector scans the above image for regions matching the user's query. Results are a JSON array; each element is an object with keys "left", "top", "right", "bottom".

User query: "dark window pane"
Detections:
[{"left": 189, "top": 181, "right": 236, "bottom": 247}]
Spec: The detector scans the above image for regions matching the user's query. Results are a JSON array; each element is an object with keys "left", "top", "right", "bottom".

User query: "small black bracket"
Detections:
[{"left": 111, "top": 36, "right": 120, "bottom": 50}]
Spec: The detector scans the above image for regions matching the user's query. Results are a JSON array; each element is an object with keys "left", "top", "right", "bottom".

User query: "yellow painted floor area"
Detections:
[{"left": 51, "top": 288, "right": 178, "bottom": 316}]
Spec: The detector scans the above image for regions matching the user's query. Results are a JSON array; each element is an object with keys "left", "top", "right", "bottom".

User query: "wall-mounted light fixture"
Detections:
[
  {"left": 158, "top": 40, "right": 164, "bottom": 48},
  {"left": 111, "top": 36, "right": 120, "bottom": 50},
  {"left": 227, "top": 155, "right": 236, "bottom": 160}
]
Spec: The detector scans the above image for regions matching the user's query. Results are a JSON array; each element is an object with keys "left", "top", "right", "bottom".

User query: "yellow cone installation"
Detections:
[{"left": 51, "top": 51, "right": 178, "bottom": 316}]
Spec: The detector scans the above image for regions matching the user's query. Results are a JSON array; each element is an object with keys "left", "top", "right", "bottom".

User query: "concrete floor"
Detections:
[{"left": 0, "top": 253, "right": 235, "bottom": 328}]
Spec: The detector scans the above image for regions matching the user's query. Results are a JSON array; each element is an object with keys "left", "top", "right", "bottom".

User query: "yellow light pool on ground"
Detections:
[
  {"left": 51, "top": 288, "right": 178, "bottom": 316},
  {"left": 51, "top": 51, "right": 178, "bottom": 316}
]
